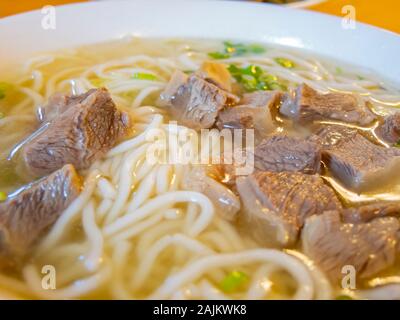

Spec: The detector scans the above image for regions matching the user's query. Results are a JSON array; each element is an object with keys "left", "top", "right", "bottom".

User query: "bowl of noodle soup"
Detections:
[{"left": 0, "top": 0, "right": 399, "bottom": 300}]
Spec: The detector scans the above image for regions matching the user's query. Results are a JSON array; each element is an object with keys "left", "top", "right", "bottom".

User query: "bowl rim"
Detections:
[
  {"left": 286, "top": 0, "right": 327, "bottom": 9},
  {"left": 0, "top": 0, "right": 399, "bottom": 84}
]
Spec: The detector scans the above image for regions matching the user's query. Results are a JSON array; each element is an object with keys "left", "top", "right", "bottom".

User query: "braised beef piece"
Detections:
[
  {"left": 182, "top": 166, "right": 240, "bottom": 221},
  {"left": 311, "top": 124, "right": 358, "bottom": 148},
  {"left": 280, "top": 84, "right": 376, "bottom": 125},
  {"left": 241, "top": 91, "right": 282, "bottom": 108},
  {"left": 253, "top": 135, "right": 321, "bottom": 174},
  {"left": 215, "top": 148, "right": 254, "bottom": 188},
  {"left": 376, "top": 113, "right": 400, "bottom": 145},
  {"left": 216, "top": 91, "right": 281, "bottom": 139},
  {"left": 343, "top": 202, "right": 400, "bottom": 223},
  {"left": 217, "top": 106, "right": 260, "bottom": 130},
  {"left": 160, "top": 70, "right": 239, "bottom": 129},
  {"left": 314, "top": 125, "right": 400, "bottom": 191},
  {"left": 302, "top": 210, "right": 400, "bottom": 281},
  {"left": 236, "top": 171, "right": 342, "bottom": 246},
  {"left": 217, "top": 134, "right": 320, "bottom": 187},
  {"left": 21, "top": 88, "right": 130, "bottom": 177},
  {"left": 0, "top": 164, "right": 81, "bottom": 266},
  {"left": 41, "top": 89, "right": 95, "bottom": 122},
  {"left": 159, "top": 70, "right": 188, "bottom": 103}
]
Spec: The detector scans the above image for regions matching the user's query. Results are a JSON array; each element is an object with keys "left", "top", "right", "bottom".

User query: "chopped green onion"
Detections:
[
  {"left": 357, "top": 75, "right": 365, "bottom": 80},
  {"left": 228, "top": 64, "right": 262, "bottom": 78},
  {"left": 335, "top": 295, "right": 353, "bottom": 300},
  {"left": 0, "top": 112, "right": 4, "bottom": 119},
  {"left": 259, "top": 74, "right": 278, "bottom": 83},
  {"left": 208, "top": 52, "right": 231, "bottom": 60},
  {"left": 247, "top": 44, "right": 266, "bottom": 54},
  {"left": 132, "top": 73, "right": 158, "bottom": 81},
  {"left": 395, "top": 139, "right": 400, "bottom": 148},
  {"left": 0, "top": 82, "right": 12, "bottom": 100},
  {"left": 0, "top": 191, "right": 7, "bottom": 202},
  {"left": 208, "top": 41, "right": 265, "bottom": 60},
  {"left": 335, "top": 67, "right": 343, "bottom": 75},
  {"left": 227, "top": 64, "right": 240, "bottom": 75},
  {"left": 228, "top": 64, "right": 286, "bottom": 92},
  {"left": 275, "top": 57, "right": 295, "bottom": 69},
  {"left": 183, "top": 70, "right": 194, "bottom": 74},
  {"left": 220, "top": 271, "right": 249, "bottom": 293},
  {"left": 224, "top": 41, "right": 266, "bottom": 56},
  {"left": 241, "top": 75, "right": 258, "bottom": 92},
  {"left": 223, "top": 41, "right": 247, "bottom": 56}
]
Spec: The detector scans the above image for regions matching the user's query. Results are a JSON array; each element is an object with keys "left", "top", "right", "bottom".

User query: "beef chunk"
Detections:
[
  {"left": 216, "top": 105, "right": 275, "bottom": 144},
  {"left": 216, "top": 91, "right": 281, "bottom": 139},
  {"left": 302, "top": 210, "right": 400, "bottom": 281},
  {"left": 197, "top": 61, "right": 232, "bottom": 92},
  {"left": 241, "top": 90, "right": 283, "bottom": 109},
  {"left": 0, "top": 164, "right": 81, "bottom": 265},
  {"left": 217, "top": 106, "right": 261, "bottom": 130},
  {"left": 311, "top": 124, "right": 358, "bottom": 148},
  {"left": 342, "top": 202, "right": 400, "bottom": 223},
  {"left": 215, "top": 148, "right": 253, "bottom": 187},
  {"left": 22, "top": 88, "right": 130, "bottom": 177},
  {"left": 41, "top": 90, "right": 94, "bottom": 122},
  {"left": 182, "top": 166, "right": 240, "bottom": 221},
  {"left": 280, "top": 84, "right": 376, "bottom": 125},
  {"left": 41, "top": 93, "right": 69, "bottom": 122},
  {"left": 159, "top": 70, "right": 188, "bottom": 103},
  {"left": 160, "top": 71, "right": 239, "bottom": 129},
  {"left": 376, "top": 113, "right": 400, "bottom": 144},
  {"left": 253, "top": 135, "right": 321, "bottom": 174},
  {"left": 236, "top": 171, "right": 342, "bottom": 246},
  {"left": 219, "top": 134, "right": 321, "bottom": 187},
  {"left": 315, "top": 125, "right": 400, "bottom": 191}
]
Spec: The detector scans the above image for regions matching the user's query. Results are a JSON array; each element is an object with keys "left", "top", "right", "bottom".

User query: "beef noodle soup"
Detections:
[{"left": 0, "top": 38, "right": 400, "bottom": 300}]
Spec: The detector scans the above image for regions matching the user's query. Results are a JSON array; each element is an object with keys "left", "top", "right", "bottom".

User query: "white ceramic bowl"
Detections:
[
  {"left": 0, "top": 0, "right": 399, "bottom": 84},
  {"left": 286, "top": 0, "right": 327, "bottom": 9}
]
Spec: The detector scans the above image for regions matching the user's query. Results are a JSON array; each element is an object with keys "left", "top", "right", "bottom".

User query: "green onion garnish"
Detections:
[
  {"left": 335, "top": 67, "right": 344, "bottom": 75},
  {"left": 220, "top": 271, "right": 249, "bottom": 293},
  {"left": 132, "top": 73, "right": 158, "bottom": 81},
  {"left": 275, "top": 57, "right": 296, "bottom": 69},
  {"left": 208, "top": 41, "right": 266, "bottom": 60},
  {"left": 228, "top": 64, "right": 286, "bottom": 92},
  {"left": 247, "top": 44, "right": 266, "bottom": 54},
  {"left": 208, "top": 52, "right": 231, "bottom": 60}
]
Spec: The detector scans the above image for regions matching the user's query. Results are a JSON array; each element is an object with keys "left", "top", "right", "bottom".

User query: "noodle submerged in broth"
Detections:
[{"left": 0, "top": 38, "right": 400, "bottom": 300}]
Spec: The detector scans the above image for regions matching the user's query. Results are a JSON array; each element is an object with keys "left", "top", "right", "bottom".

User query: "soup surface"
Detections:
[{"left": 0, "top": 38, "right": 400, "bottom": 300}]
